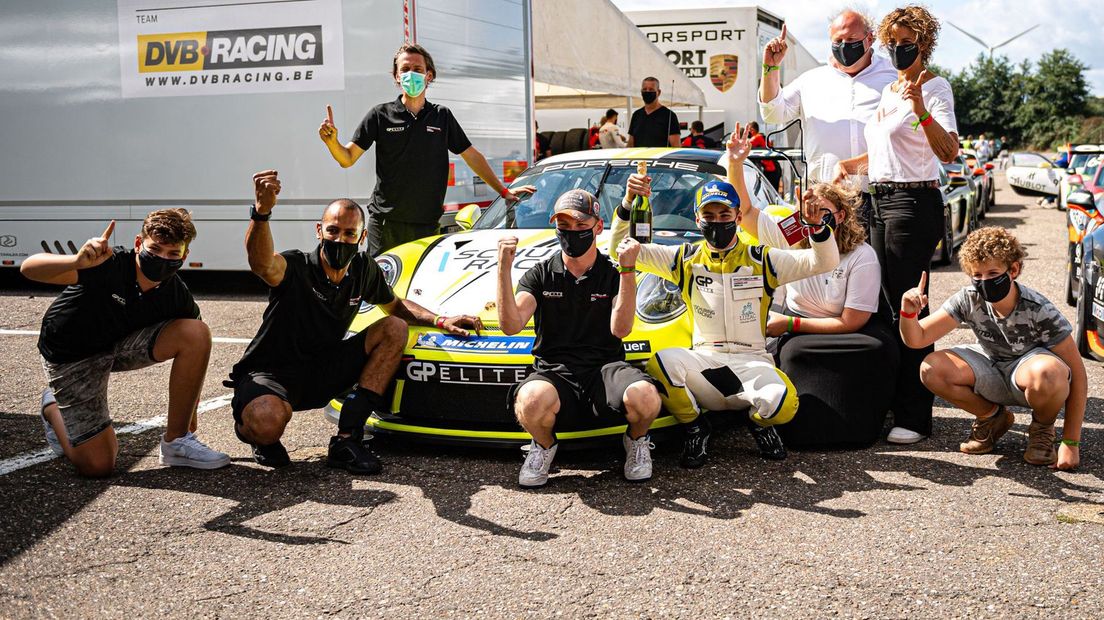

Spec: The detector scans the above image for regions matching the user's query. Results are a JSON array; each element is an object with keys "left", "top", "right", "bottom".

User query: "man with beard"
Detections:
[{"left": 230, "top": 170, "right": 482, "bottom": 474}]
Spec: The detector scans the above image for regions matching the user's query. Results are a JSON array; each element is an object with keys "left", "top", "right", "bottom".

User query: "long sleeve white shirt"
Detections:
[{"left": 759, "top": 55, "right": 897, "bottom": 184}]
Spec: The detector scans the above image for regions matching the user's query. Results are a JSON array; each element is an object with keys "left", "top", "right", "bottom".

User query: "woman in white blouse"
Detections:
[
  {"left": 834, "top": 5, "right": 958, "bottom": 445},
  {"left": 726, "top": 128, "right": 898, "bottom": 447}
]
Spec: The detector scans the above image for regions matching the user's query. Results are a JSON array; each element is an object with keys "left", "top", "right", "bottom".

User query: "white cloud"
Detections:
[{"left": 611, "top": 0, "right": 1104, "bottom": 96}]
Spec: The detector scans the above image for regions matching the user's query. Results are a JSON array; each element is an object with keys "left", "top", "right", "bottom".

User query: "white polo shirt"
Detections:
[{"left": 759, "top": 54, "right": 897, "bottom": 184}]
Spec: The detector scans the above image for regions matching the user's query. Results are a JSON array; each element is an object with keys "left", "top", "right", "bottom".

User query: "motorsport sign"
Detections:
[{"left": 117, "top": 0, "right": 345, "bottom": 98}]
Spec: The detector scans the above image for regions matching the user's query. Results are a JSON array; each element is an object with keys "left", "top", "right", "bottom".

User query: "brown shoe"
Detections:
[
  {"left": 959, "top": 407, "right": 1014, "bottom": 454},
  {"left": 1024, "top": 420, "right": 1057, "bottom": 465}
]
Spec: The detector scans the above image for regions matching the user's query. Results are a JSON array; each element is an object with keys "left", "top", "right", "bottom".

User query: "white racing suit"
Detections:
[{"left": 610, "top": 211, "right": 840, "bottom": 426}]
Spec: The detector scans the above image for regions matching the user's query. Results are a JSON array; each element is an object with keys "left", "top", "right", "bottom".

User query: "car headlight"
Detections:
[
  {"left": 636, "top": 273, "right": 686, "bottom": 323},
  {"left": 375, "top": 253, "right": 401, "bottom": 289}
]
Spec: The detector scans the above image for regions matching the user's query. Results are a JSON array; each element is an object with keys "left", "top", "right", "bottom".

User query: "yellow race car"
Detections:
[{"left": 326, "top": 147, "right": 794, "bottom": 446}]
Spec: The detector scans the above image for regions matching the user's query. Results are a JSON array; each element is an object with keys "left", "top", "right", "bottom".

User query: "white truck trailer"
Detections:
[{"left": 0, "top": 0, "right": 533, "bottom": 271}]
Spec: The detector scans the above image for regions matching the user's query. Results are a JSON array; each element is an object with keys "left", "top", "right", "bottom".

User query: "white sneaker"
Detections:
[
  {"left": 623, "top": 433, "right": 654, "bottom": 482},
  {"left": 519, "top": 441, "right": 557, "bottom": 488},
  {"left": 40, "top": 389, "right": 64, "bottom": 457},
  {"left": 159, "top": 432, "right": 231, "bottom": 469},
  {"left": 887, "top": 426, "right": 926, "bottom": 444}
]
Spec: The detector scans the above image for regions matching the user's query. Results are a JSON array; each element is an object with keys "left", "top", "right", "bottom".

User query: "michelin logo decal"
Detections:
[{"left": 414, "top": 333, "right": 534, "bottom": 355}]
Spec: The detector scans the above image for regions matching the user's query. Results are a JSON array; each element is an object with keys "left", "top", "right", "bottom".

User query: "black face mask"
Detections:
[
  {"left": 698, "top": 220, "right": 738, "bottom": 250},
  {"left": 973, "top": 272, "right": 1013, "bottom": 303},
  {"left": 831, "top": 39, "right": 867, "bottom": 67},
  {"left": 320, "top": 239, "right": 359, "bottom": 270},
  {"left": 888, "top": 43, "right": 920, "bottom": 70},
  {"left": 138, "top": 248, "right": 183, "bottom": 282},
  {"left": 556, "top": 226, "right": 595, "bottom": 258},
  {"left": 641, "top": 90, "right": 658, "bottom": 105}
]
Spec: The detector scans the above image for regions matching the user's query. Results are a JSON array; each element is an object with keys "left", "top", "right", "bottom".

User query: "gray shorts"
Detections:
[
  {"left": 41, "top": 322, "right": 168, "bottom": 446},
  {"left": 948, "top": 344, "right": 1070, "bottom": 408}
]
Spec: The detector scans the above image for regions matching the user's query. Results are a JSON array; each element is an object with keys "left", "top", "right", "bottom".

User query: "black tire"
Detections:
[
  {"left": 1075, "top": 263, "right": 1094, "bottom": 359},
  {"left": 549, "top": 131, "right": 567, "bottom": 155},
  {"left": 935, "top": 204, "right": 953, "bottom": 266},
  {"left": 1066, "top": 242, "right": 1078, "bottom": 307},
  {"left": 968, "top": 196, "right": 980, "bottom": 232},
  {"left": 564, "top": 128, "right": 588, "bottom": 153}
]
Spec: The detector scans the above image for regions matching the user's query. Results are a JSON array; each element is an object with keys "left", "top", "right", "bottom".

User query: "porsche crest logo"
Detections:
[{"left": 709, "top": 54, "right": 738, "bottom": 93}]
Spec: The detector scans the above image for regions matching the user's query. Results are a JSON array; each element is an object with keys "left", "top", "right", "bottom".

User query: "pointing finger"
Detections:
[
  {"left": 918, "top": 69, "right": 929, "bottom": 83},
  {"left": 919, "top": 271, "right": 928, "bottom": 291},
  {"left": 102, "top": 220, "right": 115, "bottom": 240},
  {"left": 326, "top": 105, "right": 334, "bottom": 124},
  {"left": 780, "top": 23, "right": 787, "bottom": 41}
]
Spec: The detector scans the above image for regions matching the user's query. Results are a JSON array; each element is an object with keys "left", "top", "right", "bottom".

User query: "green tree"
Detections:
[{"left": 1013, "top": 49, "right": 1090, "bottom": 148}]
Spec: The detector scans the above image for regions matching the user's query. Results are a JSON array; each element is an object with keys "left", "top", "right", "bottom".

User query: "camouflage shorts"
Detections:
[{"left": 41, "top": 322, "right": 167, "bottom": 446}]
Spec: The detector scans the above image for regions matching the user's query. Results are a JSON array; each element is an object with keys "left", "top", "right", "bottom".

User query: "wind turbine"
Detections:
[{"left": 948, "top": 22, "right": 1039, "bottom": 58}]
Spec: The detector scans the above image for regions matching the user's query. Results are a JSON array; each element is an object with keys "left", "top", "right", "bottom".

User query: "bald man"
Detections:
[
  {"left": 759, "top": 10, "right": 896, "bottom": 230},
  {"left": 230, "top": 170, "right": 483, "bottom": 474}
]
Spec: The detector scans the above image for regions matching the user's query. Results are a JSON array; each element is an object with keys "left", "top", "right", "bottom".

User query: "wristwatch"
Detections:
[{"left": 250, "top": 205, "right": 271, "bottom": 221}]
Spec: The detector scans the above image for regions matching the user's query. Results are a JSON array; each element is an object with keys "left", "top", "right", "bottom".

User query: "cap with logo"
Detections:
[
  {"left": 695, "top": 180, "right": 740, "bottom": 210},
  {"left": 549, "top": 189, "right": 601, "bottom": 223}
]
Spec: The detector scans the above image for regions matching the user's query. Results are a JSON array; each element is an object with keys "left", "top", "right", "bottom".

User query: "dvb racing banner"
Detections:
[{"left": 117, "top": 0, "right": 345, "bottom": 98}]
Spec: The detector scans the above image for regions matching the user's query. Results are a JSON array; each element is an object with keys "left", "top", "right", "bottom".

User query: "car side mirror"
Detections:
[
  {"left": 984, "top": 163, "right": 994, "bottom": 171},
  {"left": 454, "top": 204, "right": 482, "bottom": 231},
  {"left": 972, "top": 168, "right": 985, "bottom": 177}
]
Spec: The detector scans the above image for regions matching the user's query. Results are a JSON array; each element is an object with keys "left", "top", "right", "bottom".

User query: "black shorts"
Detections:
[
  {"left": 507, "top": 361, "right": 660, "bottom": 421},
  {"left": 230, "top": 330, "right": 370, "bottom": 424}
]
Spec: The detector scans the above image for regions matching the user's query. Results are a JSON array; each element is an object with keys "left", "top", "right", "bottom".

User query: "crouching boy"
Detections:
[{"left": 900, "top": 227, "right": 1086, "bottom": 469}]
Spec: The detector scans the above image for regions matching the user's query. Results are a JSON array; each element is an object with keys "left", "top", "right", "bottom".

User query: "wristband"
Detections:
[
  {"left": 618, "top": 265, "right": 636, "bottom": 274},
  {"left": 762, "top": 63, "right": 779, "bottom": 74},
  {"left": 250, "top": 205, "right": 271, "bottom": 221},
  {"left": 787, "top": 316, "right": 794, "bottom": 333},
  {"left": 500, "top": 188, "right": 512, "bottom": 200},
  {"left": 899, "top": 310, "right": 918, "bottom": 319},
  {"left": 1061, "top": 439, "right": 1080, "bottom": 447},
  {"left": 794, "top": 316, "right": 802, "bottom": 333},
  {"left": 435, "top": 315, "right": 446, "bottom": 329},
  {"left": 911, "top": 111, "right": 931, "bottom": 131}
]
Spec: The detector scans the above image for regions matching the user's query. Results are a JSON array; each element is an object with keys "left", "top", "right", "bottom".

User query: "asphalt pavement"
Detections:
[{"left": 1, "top": 175, "right": 1102, "bottom": 618}]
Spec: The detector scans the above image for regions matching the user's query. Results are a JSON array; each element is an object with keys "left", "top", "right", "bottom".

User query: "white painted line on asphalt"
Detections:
[
  {"left": 0, "top": 328, "right": 250, "bottom": 344},
  {"left": 0, "top": 393, "right": 234, "bottom": 477}
]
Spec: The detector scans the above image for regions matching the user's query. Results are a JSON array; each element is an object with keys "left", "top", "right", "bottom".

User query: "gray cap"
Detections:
[{"left": 549, "top": 189, "right": 600, "bottom": 223}]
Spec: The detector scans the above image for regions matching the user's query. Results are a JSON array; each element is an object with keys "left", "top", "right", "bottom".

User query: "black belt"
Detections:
[{"left": 869, "top": 180, "right": 939, "bottom": 196}]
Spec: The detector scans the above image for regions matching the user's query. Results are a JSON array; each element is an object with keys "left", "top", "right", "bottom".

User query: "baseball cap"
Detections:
[
  {"left": 695, "top": 180, "right": 740, "bottom": 210},
  {"left": 549, "top": 189, "right": 601, "bottom": 223}
]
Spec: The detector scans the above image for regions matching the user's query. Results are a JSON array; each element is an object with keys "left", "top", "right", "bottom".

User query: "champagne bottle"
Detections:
[{"left": 630, "top": 161, "right": 652, "bottom": 243}]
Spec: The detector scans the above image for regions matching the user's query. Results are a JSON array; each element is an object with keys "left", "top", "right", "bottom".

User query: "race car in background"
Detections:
[
  {"left": 1074, "top": 196, "right": 1104, "bottom": 362},
  {"left": 325, "top": 147, "right": 797, "bottom": 446},
  {"left": 1057, "top": 145, "right": 1104, "bottom": 211},
  {"left": 1006, "top": 152, "right": 1061, "bottom": 197},
  {"left": 933, "top": 161, "right": 979, "bottom": 265},
  {"left": 1066, "top": 189, "right": 1104, "bottom": 306},
  {"left": 962, "top": 150, "right": 995, "bottom": 217}
]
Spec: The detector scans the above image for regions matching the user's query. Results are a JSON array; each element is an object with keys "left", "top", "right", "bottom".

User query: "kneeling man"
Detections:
[
  {"left": 23, "top": 210, "right": 229, "bottom": 477},
  {"left": 497, "top": 189, "right": 663, "bottom": 488}
]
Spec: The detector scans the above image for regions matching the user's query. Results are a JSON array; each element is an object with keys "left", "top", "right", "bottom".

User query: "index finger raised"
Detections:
[
  {"left": 918, "top": 271, "right": 928, "bottom": 291},
  {"left": 326, "top": 104, "right": 334, "bottom": 124},
  {"left": 918, "top": 69, "right": 929, "bottom": 83},
  {"left": 102, "top": 220, "right": 115, "bottom": 240},
  {"left": 780, "top": 23, "right": 787, "bottom": 41}
]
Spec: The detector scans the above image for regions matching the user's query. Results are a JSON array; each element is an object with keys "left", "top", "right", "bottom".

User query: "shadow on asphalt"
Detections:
[{"left": 1, "top": 408, "right": 1100, "bottom": 561}]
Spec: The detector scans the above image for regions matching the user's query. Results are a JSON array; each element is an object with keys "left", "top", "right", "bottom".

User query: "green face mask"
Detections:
[{"left": 399, "top": 71, "right": 427, "bottom": 97}]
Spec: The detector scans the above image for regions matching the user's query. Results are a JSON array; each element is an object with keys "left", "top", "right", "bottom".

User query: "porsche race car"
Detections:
[
  {"left": 325, "top": 148, "right": 796, "bottom": 446},
  {"left": 1075, "top": 206, "right": 1104, "bottom": 362},
  {"left": 1064, "top": 189, "right": 1104, "bottom": 306},
  {"left": 1006, "top": 152, "right": 1061, "bottom": 197}
]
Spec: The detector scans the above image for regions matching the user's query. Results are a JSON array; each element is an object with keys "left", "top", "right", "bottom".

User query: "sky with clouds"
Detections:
[{"left": 611, "top": 0, "right": 1104, "bottom": 96}]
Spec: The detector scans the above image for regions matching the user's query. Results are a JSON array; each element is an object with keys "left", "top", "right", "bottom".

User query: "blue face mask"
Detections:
[{"left": 399, "top": 71, "right": 427, "bottom": 97}]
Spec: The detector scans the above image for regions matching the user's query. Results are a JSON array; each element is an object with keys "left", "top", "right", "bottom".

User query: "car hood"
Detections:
[{"left": 399, "top": 228, "right": 694, "bottom": 323}]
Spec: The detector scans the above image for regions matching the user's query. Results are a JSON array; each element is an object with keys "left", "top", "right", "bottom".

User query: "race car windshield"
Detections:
[{"left": 474, "top": 162, "right": 779, "bottom": 231}]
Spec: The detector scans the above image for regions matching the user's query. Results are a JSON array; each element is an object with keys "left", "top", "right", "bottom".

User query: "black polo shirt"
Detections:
[
  {"left": 352, "top": 96, "right": 473, "bottom": 225},
  {"left": 628, "top": 105, "right": 680, "bottom": 148},
  {"left": 38, "top": 248, "right": 200, "bottom": 364},
  {"left": 517, "top": 253, "right": 624, "bottom": 373},
  {"left": 231, "top": 246, "right": 395, "bottom": 378}
]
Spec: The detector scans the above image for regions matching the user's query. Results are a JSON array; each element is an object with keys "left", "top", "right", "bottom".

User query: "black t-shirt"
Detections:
[
  {"left": 682, "top": 134, "right": 717, "bottom": 149},
  {"left": 517, "top": 253, "right": 624, "bottom": 372},
  {"left": 628, "top": 105, "right": 680, "bottom": 148},
  {"left": 38, "top": 248, "right": 200, "bottom": 364},
  {"left": 352, "top": 96, "right": 473, "bottom": 224},
  {"left": 231, "top": 246, "right": 395, "bottom": 378}
]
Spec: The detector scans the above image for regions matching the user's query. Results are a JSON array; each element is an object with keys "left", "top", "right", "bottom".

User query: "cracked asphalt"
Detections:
[{"left": 1, "top": 175, "right": 1102, "bottom": 618}]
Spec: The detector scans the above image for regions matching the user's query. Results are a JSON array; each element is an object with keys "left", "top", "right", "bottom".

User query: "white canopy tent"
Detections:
[{"left": 531, "top": 0, "right": 706, "bottom": 111}]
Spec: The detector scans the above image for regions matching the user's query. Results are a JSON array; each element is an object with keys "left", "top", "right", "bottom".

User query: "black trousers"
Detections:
[
  {"left": 871, "top": 186, "right": 944, "bottom": 436},
  {"left": 367, "top": 215, "right": 439, "bottom": 257},
  {"left": 858, "top": 191, "right": 874, "bottom": 241}
]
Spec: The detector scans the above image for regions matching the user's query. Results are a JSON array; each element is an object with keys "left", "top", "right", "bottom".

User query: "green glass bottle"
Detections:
[{"left": 630, "top": 161, "right": 652, "bottom": 243}]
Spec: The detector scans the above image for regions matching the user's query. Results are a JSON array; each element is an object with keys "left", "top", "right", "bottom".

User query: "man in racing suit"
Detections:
[{"left": 610, "top": 175, "right": 839, "bottom": 467}]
